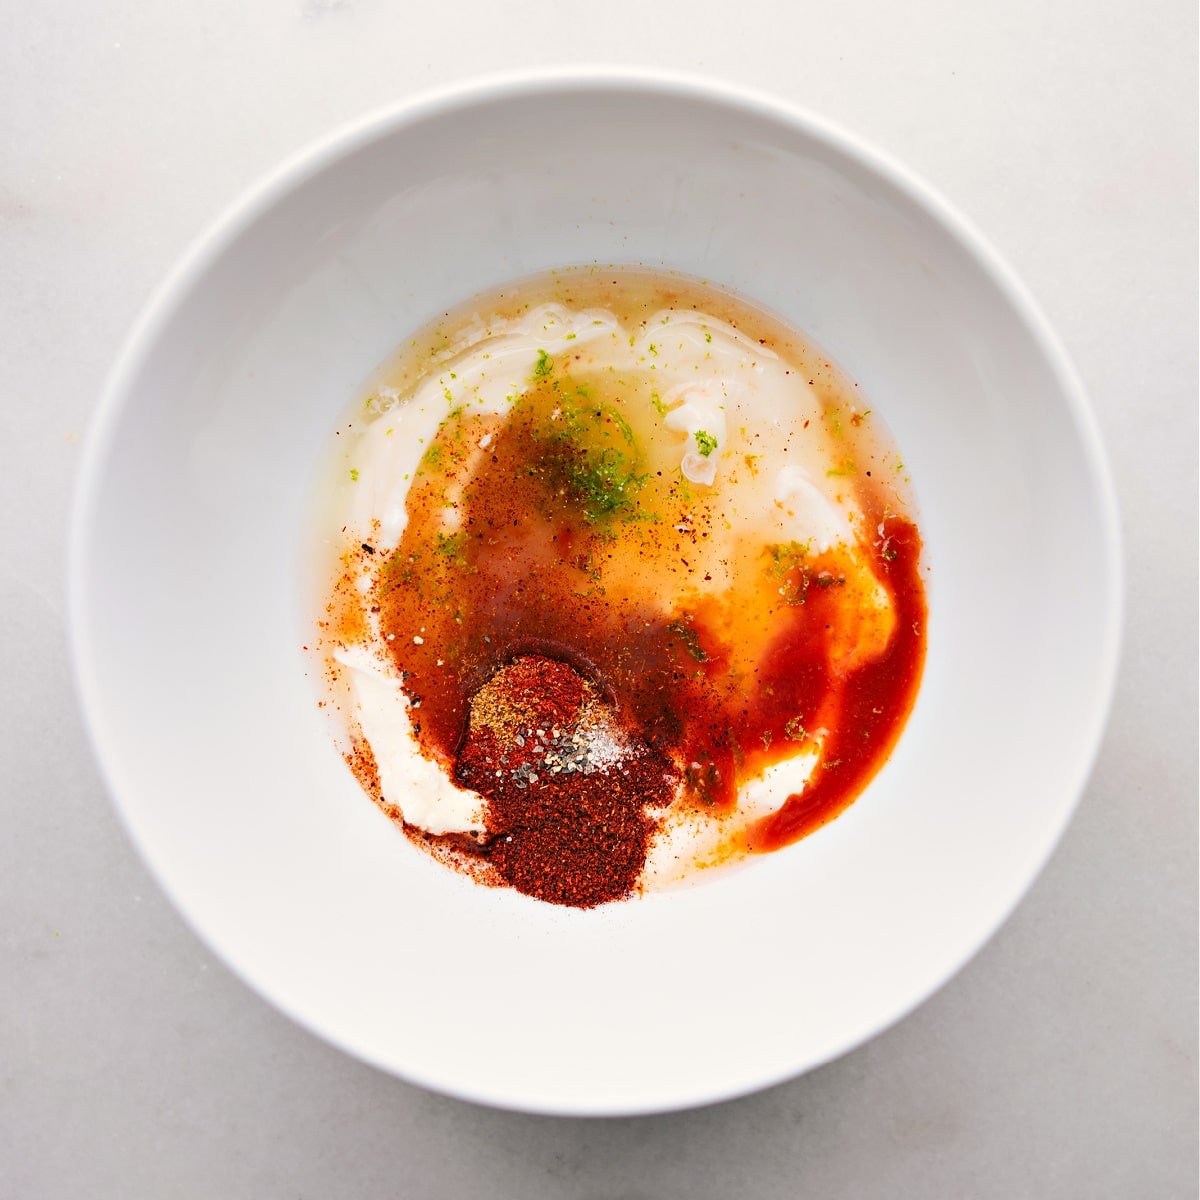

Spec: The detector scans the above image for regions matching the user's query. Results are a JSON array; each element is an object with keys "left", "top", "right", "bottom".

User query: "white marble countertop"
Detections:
[{"left": 3, "top": 2, "right": 1196, "bottom": 1196}]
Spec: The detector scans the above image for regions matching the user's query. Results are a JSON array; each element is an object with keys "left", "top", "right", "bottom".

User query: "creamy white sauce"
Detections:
[
  {"left": 345, "top": 303, "right": 858, "bottom": 554},
  {"left": 334, "top": 302, "right": 874, "bottom": 856},
  {"left": 334, "top": 645, "right": 485, "bottom": 836}
]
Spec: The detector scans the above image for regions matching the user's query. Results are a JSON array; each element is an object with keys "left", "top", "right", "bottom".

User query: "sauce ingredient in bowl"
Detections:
[{"left": 312, "top": 269, "right": 927, "bottom": 907}]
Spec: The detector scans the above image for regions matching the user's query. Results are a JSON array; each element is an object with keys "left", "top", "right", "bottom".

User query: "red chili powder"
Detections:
[{"left": 455, "top": 655, "right": 676, "bottom": 908}]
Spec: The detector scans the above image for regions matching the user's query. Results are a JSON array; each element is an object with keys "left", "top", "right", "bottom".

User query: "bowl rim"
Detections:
[{"left": 67, "top": 66, "right": 1124, "bottom": 1116}]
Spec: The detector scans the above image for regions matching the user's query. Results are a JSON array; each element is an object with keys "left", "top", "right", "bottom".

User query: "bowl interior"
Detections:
[{"left": 71, "top": 76, "right": 1119, "bottom": 1115}]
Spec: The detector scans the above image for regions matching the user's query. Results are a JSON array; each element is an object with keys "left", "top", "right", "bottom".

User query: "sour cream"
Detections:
[{"left": 328, "top": 300, "right": 887, "bottom": 856}]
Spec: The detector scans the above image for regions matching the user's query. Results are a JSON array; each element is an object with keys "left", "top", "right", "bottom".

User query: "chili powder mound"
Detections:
[{"left": 455, "top": 655, "right": 677, "bottom": 908}]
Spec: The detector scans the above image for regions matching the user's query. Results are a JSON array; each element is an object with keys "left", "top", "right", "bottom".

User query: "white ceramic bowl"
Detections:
[{"left": 69, "top": 70, "right": 1121, "bottom": 1115}]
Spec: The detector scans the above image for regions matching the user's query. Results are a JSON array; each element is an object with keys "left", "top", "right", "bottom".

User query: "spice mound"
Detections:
[{"left": 456, "top": 656, "right": 676, "bottom": 908}]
